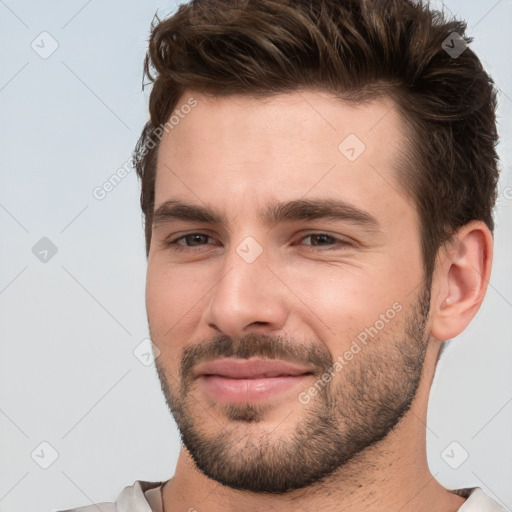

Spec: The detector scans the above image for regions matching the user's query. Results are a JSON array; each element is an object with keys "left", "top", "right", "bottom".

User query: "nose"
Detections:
[{"left": 203, "top": 239, "right": 289, "bottom": 339}]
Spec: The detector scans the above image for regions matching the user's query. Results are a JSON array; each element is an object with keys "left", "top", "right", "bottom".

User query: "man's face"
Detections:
[{"left": 146, "top": 90, "right": 431, "bottom": 493}]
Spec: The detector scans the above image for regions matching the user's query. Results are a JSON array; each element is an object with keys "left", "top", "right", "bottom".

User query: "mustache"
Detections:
[{"left": 180, "top": 332, "right": 334, "bottom": 384}]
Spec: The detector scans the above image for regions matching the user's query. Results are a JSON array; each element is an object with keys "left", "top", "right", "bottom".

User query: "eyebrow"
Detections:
[{"left": 152, "top": 198, "right": 381, "bottom": 232}]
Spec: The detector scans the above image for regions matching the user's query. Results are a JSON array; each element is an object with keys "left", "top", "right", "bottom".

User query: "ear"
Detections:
[{"left": 430, "top": 221, "right": 493, "bottom": 341}]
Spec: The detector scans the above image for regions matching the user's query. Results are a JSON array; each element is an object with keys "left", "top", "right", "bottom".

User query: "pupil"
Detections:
[
  {"left": 315, "top": 234, "right": 330, "bottom": 245},
  {"left": 190, "top": 234, "right": 204, "bottom": 245}
]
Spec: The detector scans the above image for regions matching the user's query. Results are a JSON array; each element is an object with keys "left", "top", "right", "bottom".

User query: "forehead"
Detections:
[{"left": 154, "top": 89, "right": 412, "bottom": 222}]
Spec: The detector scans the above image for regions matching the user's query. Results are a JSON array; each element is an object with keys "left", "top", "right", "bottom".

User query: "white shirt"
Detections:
[{"left": 55, "top": 480, "right": 507, "bottom": 511}]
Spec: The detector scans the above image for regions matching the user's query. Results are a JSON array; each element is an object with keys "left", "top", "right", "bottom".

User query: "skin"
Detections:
[{"left": 146, "top": 89, "right": 493, "bottom": 512}]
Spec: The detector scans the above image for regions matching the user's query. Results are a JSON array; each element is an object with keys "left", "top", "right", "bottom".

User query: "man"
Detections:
[{"left": 61, "top": 0, "right": 505, "bottom": 510}]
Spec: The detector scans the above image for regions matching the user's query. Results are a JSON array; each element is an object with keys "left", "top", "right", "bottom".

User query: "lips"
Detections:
[
  {"left": 194, "top": 358, "right": 314, "bottom": 379},
  {"left": 194, "top": 358, "right": 316, "bottom": 403}
]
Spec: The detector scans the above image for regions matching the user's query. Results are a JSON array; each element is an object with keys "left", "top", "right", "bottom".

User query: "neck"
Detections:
[{"left": 162, "top": 344, "right": 466, "bottom": 512}]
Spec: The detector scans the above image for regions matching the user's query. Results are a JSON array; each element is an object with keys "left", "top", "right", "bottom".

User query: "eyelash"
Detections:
[{"left": 162, "top": 232, "right": 352, "bottom": 253}]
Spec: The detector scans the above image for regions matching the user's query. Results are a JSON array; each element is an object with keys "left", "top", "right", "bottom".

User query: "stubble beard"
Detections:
[{"left": 154, "top": 285, "right": 431, "bottom": 494}]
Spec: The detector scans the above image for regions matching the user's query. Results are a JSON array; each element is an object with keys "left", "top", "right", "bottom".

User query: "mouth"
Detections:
[{"left": 194, "top": 358, "right": 315, "bottom": 403}]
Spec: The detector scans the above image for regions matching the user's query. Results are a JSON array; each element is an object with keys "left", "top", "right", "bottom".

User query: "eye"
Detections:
[
  {"left": 298, "top": 233, "right": 352, "bottom": 252},
  {"left": 162, "top": 233, "right": 216, "bottom": 252}
]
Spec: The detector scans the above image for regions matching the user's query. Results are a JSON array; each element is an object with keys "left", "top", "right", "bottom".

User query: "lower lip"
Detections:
[{"left": 198, "top": 374, "right": 312, "bottom": 403}]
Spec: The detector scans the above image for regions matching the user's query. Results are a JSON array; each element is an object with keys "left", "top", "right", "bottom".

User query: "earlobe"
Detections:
[{"left": 430, "top": 221, "right": 493, "bottom": 341}]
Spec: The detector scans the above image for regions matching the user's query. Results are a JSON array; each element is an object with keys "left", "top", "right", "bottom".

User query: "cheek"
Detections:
[
  {"left": 146, "top": 262, "right": 211, "bottom": 345},
  {"left": 283, "top": 264, "right": 374, "bottom": 345},
  {"left": 145, "top": 244, "right": 420, "bottom": 359},
  {"left": 287, "top": 261, "right": 413, "bottom": 354}
]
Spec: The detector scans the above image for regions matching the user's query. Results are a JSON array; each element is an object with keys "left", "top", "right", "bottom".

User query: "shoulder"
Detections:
[
  {"left": 452, "top": 487, "right": 507, "bottom": 511},
  {"left": 54, "top": 480, "right": 164, "bottom": 512}
]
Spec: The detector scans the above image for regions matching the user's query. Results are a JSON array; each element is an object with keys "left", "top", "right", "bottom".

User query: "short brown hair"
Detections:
[{"left": 134, "top": 0, "right": 500, "bottom": 282}]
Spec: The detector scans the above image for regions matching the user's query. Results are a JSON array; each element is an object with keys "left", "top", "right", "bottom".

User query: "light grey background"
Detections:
[{"left": 0, "top": 1, "right": 511, "bottom": 511}]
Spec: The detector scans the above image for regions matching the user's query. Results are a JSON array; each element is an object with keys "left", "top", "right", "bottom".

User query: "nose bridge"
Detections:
[{"left": 205, "top": 234, "right": 288, "bottom": 336}]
